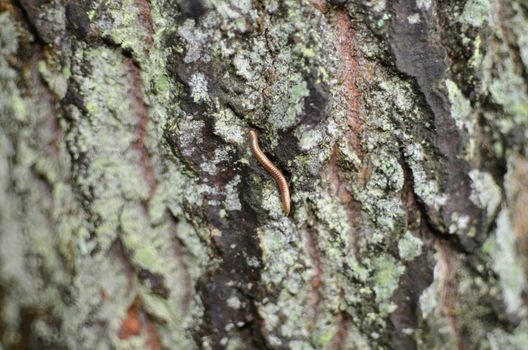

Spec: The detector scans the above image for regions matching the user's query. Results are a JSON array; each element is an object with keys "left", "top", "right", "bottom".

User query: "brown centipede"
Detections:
[{"left": 249, "top": 129, "right": 291, "bottom": 216}]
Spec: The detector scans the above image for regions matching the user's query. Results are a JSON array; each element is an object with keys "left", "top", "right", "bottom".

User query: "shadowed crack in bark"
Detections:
[
  {"left": 124, "top": 57, "right": 157, "bottom": 198},
  {"left": 301, "top": 227, "right": 324, "bottom": 327},
  {"left": 389, "top": 0, "right": 486, "bottom": 251},
  {"left": 334, "top": 8, "right": 364, "bottom": 159},
  {"left": 165, "top": 57, "right": 271, "bottom": 349},
  {"left": 437, "top": 240, "right": 464, "bottom": 350},
  {"left": 117, "top": 296, "right": 164, "bottom": 350}
]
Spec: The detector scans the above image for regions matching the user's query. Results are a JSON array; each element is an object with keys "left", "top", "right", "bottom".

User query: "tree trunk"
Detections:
[{"left": 1, "top": 0, "right": 527, "bottom": 349}]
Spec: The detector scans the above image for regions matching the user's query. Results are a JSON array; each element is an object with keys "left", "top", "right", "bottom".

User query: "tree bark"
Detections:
[{"left": 1, "top": 0, "right": 527, "bottom": 349}]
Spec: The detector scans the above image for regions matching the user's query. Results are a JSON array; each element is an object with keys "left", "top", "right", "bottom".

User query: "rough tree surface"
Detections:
[{"left": 1, "top": 0, "right": 527, "bottom": 349}]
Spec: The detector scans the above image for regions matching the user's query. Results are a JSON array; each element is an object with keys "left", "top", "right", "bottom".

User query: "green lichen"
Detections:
[
  {"left": 38, "top": 60, "right": 68, "bottom": 99},
  {"left": 96, "top": 0, "right": 152, "bottom": 60},
  {"left": 469, "top": 34, "right": 483, "bottom": 69},
  {"left": 398, "top": 231, "right": 424, "bottom": 261},
  {"left": 0, "top": 12, "right": 84, "bottom": 347},
  {"left": 313, "top": 191, "right": 354, "bottom": 235},
  {"left": 372, "top": 255, "right": 405, "bottom": 303},
  {"left": 0, "top": 14, "right": 25, "bottom": 123},
  {"left": 482, "top": 8, "right": 528, "bottom": 135},
  {"left": 49, "top": 1, "right": 213, "bottom": 346},
  {"left": 268, "top": 72, "right": 311, "bottom": 130}
]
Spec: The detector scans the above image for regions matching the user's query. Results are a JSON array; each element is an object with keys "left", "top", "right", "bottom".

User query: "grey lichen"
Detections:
[
  {"left": 189, "top": 72, "right": 210, "bottom": 103},
  {"left": 404, "top": 143, "right": 446, "bottom": 213},
  {"left": 488, "top": 321, "right": 528, "bottom": 350},
  {"left": 483, "top": 209, "right": 527, "bottom": 317},
  {"left": 446, "top": 72, "right": 481, "bottom": 163},
  {"left": 416, "top": 0, "right": 432, "bottom": 10},
  {"left": 459, "top": 0, "right": 490, "bottom": 27},
  {"left": 178, "top": 19, "right": 210, "bottom": 64},
  {"left": 468, "top": 169, "right": 502, "bottom": 218}
]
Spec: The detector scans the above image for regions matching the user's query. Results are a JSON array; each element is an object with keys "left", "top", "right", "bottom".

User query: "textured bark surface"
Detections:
[{"left": 1, "top": 0, "right": 528, "bottom": 349}]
